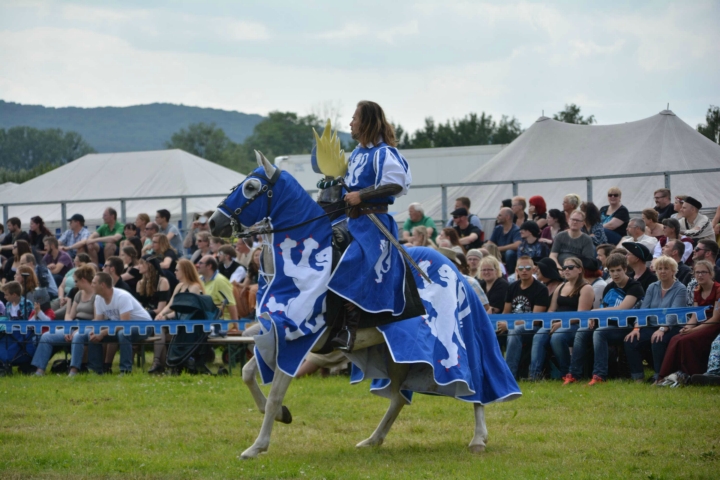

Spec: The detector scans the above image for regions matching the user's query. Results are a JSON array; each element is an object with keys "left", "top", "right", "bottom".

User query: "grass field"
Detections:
[{"left": 1, "top": 366, "right": 718, "bottom": 479}]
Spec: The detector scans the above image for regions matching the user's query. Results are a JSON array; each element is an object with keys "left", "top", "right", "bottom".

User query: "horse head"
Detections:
[{"left": 210, "top": 151, "right": 279, "bottom": 238}]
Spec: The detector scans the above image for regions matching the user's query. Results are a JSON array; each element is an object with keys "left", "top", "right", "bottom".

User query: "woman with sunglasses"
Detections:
[
  {"left": 657, "top": 260, "right": 720, "bottom": 385},
  {"left": 599, "top": 187, "right": 630, "bottom": 245}
]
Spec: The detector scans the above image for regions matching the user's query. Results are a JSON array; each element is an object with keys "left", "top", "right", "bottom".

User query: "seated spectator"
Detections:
[
  {"left": 57, "top": 214, "right": 90, "bottom": 259},
  {"left": 19, "top": 253, "right": 57, "bottom": 299},
  {"left": 658, "top": 260, "right": 720, "bottom": 385},
  {"left": 654, "top": 188, "right": 674, "bottom": 222},
  {"left": 234, "top": 237, "right": 253, "bottom": 268},
  {"left": 642, "top": 208, "right": 664, "bottom": 238},
  {"left": 2, "top": 239, "right": 32, "bottom": 284},
  {"left": 562, "top": 194, "right": 581, "bottom": 223},
  {"left": 684, "top": 240, "right": 720, "bottom": 307},
  {"left": 53, "top": 253, "right": 92, "bottom": 318},
  {"left": 183, "top": 211, "right": 212, "bottom": 256},
  {"left": 454, "top": 252, "right": 490, "bottom": 312},
  {"left": 466, "top": 249, "right": 483, "bottom": 280},
  {"left": 209, "top": 236, "right": 225, "bottom": 257},
  {"left": 85, "top": 207, "right": 125, "bottom": 265},
  {"left": 32, "top": 265, "right": 96, "bottom": 375},
  {"left": 539, "top": 209, "right": 568, "bottom": 247},
  {"left": 536, "top": 258, "right": 564, "bottom": 296},
  {"left": 446, "top": 197, "right": 483, "bottom": 230},
  {"left": 564, "top": 252, "right": 645, "bottom": 385},
  {"left": 670, "top": 195, "right": 687, "bottom": 220},
  {"left": 218, "top": 245, "right": 247, "bottom": 284},
  {"left": 580, "top": 202, "right": 607, "bottom": 246},
  {"left": 618, "top": 217, "right": 658, "bottom": 252},
  {"left": 622, "top": 241, "right": 658, "bottom": 292},
  {"left": 654, "top": 218, "right": 693, "bottom": 263},
  {"left": 662, "top": 241, "right": 693, "bottom": 285},
  {"left": 234, "top": 248, "right": 261, "bottom": 320},
  {"left": 599, "top": 187, "right": 630, "bottom": 244},
  {"left": 135, "top": 255, "right": 170, "bottom": 318},
  {"left": 713, "top": 205, "right": 720, "bottom": 242},
  {"left": 155, "top": 209, "right": 184, "bottom": 255},
  {"left": 0, "top": 224, "right": 5, "bottom": 245},
  {"left": 582, "top": 256, "right": 607, "bottom": 308},
  {"left": 690, "top": 332, "right": 720, "bottom": 385},
  {"left": 512, "top": 196, "right": 528, "bottom": 228},
  {"left": 679, "top": 196, "right": 714, "bottom": 242},
  {"left": 103, "top": 256, "right": 132, "bottom": 293},
  {"left": 123, "top": 223, "right": 139, "bottom": 240},
  {"left": 403, "top": 203, "right": 437, "bottom": 243},
  {"left": 0, "top": 217, "right": 30, "bottom": 259},
  {"left": 596, "top": 243, "right": 615, "bottom": 275},
  {"left": 68, "top": 272, "right": 152, "bottom": 376},
  {"left": 518, "top": 221, "right": 548, "bottom": 264},
  {"left": 409, "top": 226, "right": 437, "bottom": 248},
  {"left": 43, "top": 237, "right": 73, "bottom": 286},
  {"left": 623, "top": 255, "right": 686, "bottom": 383},
  {"left": 439, "top": 227, "right": 465, "bottom": 255},
  {"left": 28, "top": 216, "right": 52, "bottom": 255},
  {"left": 528, "top": 196, "right": 548, "bottom": 230},
  {"left": 198, "top": 256, "right": 238, "bottom": 321},
  {"left": 141, "top": 222, "right": 159, "bottom": 255},
  {"left": 481, "top": 243, "right": 507, "bottom": 277},
  {"left": 451, "top": 208, "right": 483, "bottom": 250},
  {"left": 537, "top": 257, "right": 595, "bottom": 380},
  {"left": 153, "top": 259, "right": 207, "bottom": 374},
  {"left": 488, "top": 207, "right": 521, "bottom": 272},
  {"left": 152, "top": 233, "right": 179, "bottom": 273},
  {"left": 135, "top": 213, "right": 151, "bottom": 245},
  {"left": 120, "top": 246, "right": 141, "bottom": 294},
  {"left": 550, "top": 211, "right": 596, "bottom": 268},
  {"left": 501, "top": 256, "right": 551, "bottom": 380},
  {"left": 190, "top": 232, "right": 213, "bottom": 265},
  {"left": 2, "top": 280, "right": 33, "bottom": 320}
]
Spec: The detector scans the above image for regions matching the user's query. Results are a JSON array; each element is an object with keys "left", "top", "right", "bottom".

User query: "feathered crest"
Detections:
[{"left": 312, "top": 120, "right": 347, "bottom": 178}]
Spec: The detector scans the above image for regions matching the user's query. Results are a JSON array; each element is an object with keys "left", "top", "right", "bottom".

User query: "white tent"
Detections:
[
  {"left": 0, "top": 182, "right": 18, "bottom": 196},
  {"left": 0, "top": 150, "right": 246, "bottom": 231},
  {"left": 402, "top": 110, "right": 720, "bottom": 227}
]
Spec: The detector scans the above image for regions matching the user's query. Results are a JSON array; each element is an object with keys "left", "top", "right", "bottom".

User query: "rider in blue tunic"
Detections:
[{"left": 327, "top": 101, "right": 412, "bottom": 352}]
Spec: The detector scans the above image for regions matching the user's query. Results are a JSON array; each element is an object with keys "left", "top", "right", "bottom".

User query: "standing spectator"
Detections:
[
  {"left": 43, "top": 237, "right": 73, "bottom": 286},
  {"left": 642, "top": 209, "right": 664, "bottom": 238},
  {"left": 183, "top": 212, "right": 212, "bottom": 257},
  {"left": 679, "top": 196, "right": 714, "bottom": 242},
  {"left": 562, "top": 194, "right": 581, "bottom": 222},
  {"left": 479, "top": 256, "right": 509, "bottom": 314},
  {"left": 580, "top": 202, "right": 607, "bottom": 247},
  {"left": 512, "top": 196, "right": 528, "bottom": 228},
  {"left": 451, "top": 208, "right": 483, "bottom": 250},
  {"left": 550, "top": 211, "right": 596, "bottom": 268},
  {"left": 488, "top": 207, "right": 521, "bottom": 272},
  {"left": 155, "top": 209, "right": 184, "bottom": 255},
  {"left": 624, "top": 256, "right": 686, "bottom": 383},
  {"left": 0, "top": 218, "right": 30, "bottom": 258},
  {"left": 662, "top": 241, "right": 693, "bottom": 286},
  {"left": 218, "top": 245, "right": 247, "bottom": 284},
  {"left": 528, "top": 196, "right": 548, "bottom": 229},
  {"left": 403, "top": 203, "right": 437, "bottom": 243},
  {"left": 671, "top": 195, "right": 687, "bottom": 220},
  {"left": 541, "top": 257, "right": 594, "bottom": 380},
  {"left": 623, "top": 242, "right": 658, "bottom": 291},
  {"left": 466, "top": 249, "right": 483, "bottom": 280},
  {"left": 58, "top": 214, "right": 90, "bottom": 259},
  {"left": 445, "top": 197, "right": 483, "bottom": 230},
  {"left": 517, "top": 221, "right": 548, "bottom": 264},
  {"left": 653, "top": 218, "right": 693, "bottom": 263},
  {"left": 86, "top": 207, "right": 125, "bottom": 265},
  {"left": 564, "top": 253, "right": 645, "bottom": 385},
  {"left": 197, "top": 255, "right": 238, "bottom": 321},
  {"left": 28, "top": 216, "right": 52, "bottom": 255},
  {"left": 599, "top": 187, "right": 630, "bottom": 244},
  {"left": 501, "top": 256, "right": 550, "bottom": 380},
  {"left": 190, "top": 232, "right": 212, "bottom": 265},
  {"left": 539, "top": 209, "right": 568, "bottom": 247},
  {"left": 654, "top": 188, "right": 674, "bottom": 222},
  {"left": 617, "top": 218, "right": 658, "bottom": 252},
  {"left": 658, "top": 260, "right": 720, "bottom": 384}
]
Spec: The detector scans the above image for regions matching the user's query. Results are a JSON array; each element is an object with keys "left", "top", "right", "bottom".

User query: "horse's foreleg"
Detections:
[
  {"left": 468, "top": 403, "right": 488, "bottom": 454},
  {"left": 241, "top": 357, "right": 292, "bottom": 424},
  {"left": 240, "top": 370, "right": 294, "bottom": 460},
  {"left": 356, "top": 361, "right": 410, "bottom": 448}
]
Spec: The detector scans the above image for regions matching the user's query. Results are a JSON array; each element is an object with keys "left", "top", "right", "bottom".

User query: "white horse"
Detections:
[{"left": 210, "top": 152, "right": 513, "bottom": 460}]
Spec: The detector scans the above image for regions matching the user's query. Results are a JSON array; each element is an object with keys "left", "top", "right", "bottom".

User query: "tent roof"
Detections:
[
  {"left": 0, "top": 149, "right": 246, "bottom": 229},
  {"left": 0, "top": 182, "right": 18, "bottom": 195},
  {"left": 406, "top": 110, "right": 720, "bottom": 224}
]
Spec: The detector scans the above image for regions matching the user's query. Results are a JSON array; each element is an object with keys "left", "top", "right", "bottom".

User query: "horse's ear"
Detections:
[{"left": 255, "top": 150, "right": 277, "bottom": 178}]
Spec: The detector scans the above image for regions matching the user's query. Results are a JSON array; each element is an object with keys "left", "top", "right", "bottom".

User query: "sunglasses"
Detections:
[
  {"left": 516, "top": 265, "right": 533, "bottom": 271},
  {"left": 694, "top": 248, "right": 706, "bottom": 253},
  {"left": 608, "top": 193, "right": 620, "bottom": 197},
  {"left": 562, "top": 265, "right": 577, "bottom": 271}
]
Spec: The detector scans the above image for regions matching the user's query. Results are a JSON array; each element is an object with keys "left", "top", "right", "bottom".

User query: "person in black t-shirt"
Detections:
[
  {"left": 501, "top": 256, "right": 550, "bottom": 379},
  {"left": 653, "top": 188, "right": 674, "bottom": 222},
  {"left": 623, "top": 241, "right": 657, "bottom": 291},
  {"left": 451, "top": 208, "right": 483, "bottom": 250},
  {"left": 0, "top": 217, "right": 30, "bottom": 260},
  {"left": 103, "top": 256, "right": 133, "bottom": 294}
]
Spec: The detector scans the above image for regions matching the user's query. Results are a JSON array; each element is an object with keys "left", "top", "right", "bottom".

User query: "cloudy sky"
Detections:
[{"left": 1, "top": 0, "right": 718, "bottom": 132}]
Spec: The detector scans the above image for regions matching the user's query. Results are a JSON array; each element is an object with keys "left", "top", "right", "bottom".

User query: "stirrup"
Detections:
[{"left": 331, "top": 327, "right": 355, "bottom": 353}]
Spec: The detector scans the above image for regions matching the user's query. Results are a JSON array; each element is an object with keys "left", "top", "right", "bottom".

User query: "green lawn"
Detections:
[{"left": 0, "top": 368, "right": 718, "bottom": 479}]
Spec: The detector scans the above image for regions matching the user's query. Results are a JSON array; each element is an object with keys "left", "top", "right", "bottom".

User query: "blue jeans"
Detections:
[
  {"left": 592, "top": 326, "right": 631, "bottom": 379},
  {"left": 505, "top": 324, "right": 539, "bottom": 379},
  {"left": 624, "top": 326, "right": 680, "bottom": 380},
  {"left": 31, "top": 332, "right": 70, "bottom": 371},
  {"left": 548, "top": 324, "right": 580, "bottom": 377},
  {"left": 71, "top": 328, "right": 147, "bottom": 373},
  {"left": 603, "top": 228, "right": 622, "bottom": 245},
  {"left": 503, "top": 249, "right": 518, "bottom": 273},
  {"left": 569, "top": 328, "right": 594, "bottom": 379}
]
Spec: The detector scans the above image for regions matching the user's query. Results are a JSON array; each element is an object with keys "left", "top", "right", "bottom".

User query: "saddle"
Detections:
[{"left": 315, "top": 220, "right": 426, "bottom": 354}]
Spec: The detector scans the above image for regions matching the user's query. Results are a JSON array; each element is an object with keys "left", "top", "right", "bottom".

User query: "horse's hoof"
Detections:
[
  {"left": 279, "top": 405, "right": 292, "bottom": 424},
  {"left": 468, "top": 443, "right": 486, "bottom": 454},
  {"left": 356, "top": 437, "right": 383, "bottom": 448},
  {"left": 239, "top": 445, "right": 268, "bottom": 460}
]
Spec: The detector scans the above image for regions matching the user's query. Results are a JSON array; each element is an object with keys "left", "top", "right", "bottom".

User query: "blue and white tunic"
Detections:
[{"left": 327, "top": 141, "right": 412, "bottom": 315}]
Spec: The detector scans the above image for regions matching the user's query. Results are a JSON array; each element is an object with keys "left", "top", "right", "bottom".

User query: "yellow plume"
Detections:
[{"left": 313, "top": 119, "right": 347, "bottom": 178}]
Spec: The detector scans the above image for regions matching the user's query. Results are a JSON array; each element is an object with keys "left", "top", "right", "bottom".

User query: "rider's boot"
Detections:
[{"left": 331, "top": 305, "right": 361, "bottom": 353}]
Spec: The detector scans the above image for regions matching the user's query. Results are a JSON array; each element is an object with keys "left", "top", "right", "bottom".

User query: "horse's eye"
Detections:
[{"left": 242, "top": 179, "right": 262, "bottom": 199}]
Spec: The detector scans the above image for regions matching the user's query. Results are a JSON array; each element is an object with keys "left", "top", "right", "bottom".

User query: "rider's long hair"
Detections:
[{"left": 356, "top": 101, "right": 397, "bottom": 147}]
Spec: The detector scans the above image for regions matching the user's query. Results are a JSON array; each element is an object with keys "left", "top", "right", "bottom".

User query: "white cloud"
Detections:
[
  {"left": 315, "top": 20, "right": 418, "bottom": 44},
  {"left": 570, "top": 39, "right": 625, "bottom": 59}
]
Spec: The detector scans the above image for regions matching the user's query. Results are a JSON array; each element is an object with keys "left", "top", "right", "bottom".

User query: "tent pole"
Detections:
[
  {"left": 586, "top": 178, "right": 593, "bottom": 204},
  {"left": 512, "top": 182, "right": 518, "bottom": 197},
  {"left": 664, "top": 172, "right": 671, "bottom": 190},
  {"left": 441, "top": 186, "right": 448, "bottom": 226},
  {"left": 181, "top": 197, "right": 188, "bottom": 236},
  {"left": 2, "top": 204, "right": 8, "bottom": 226},
  {"left": 60, "top": 203, "right": 67, "bottom": 231},
  {"left": 120, "top": 200, "right": 127, "bottom": 225}
]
